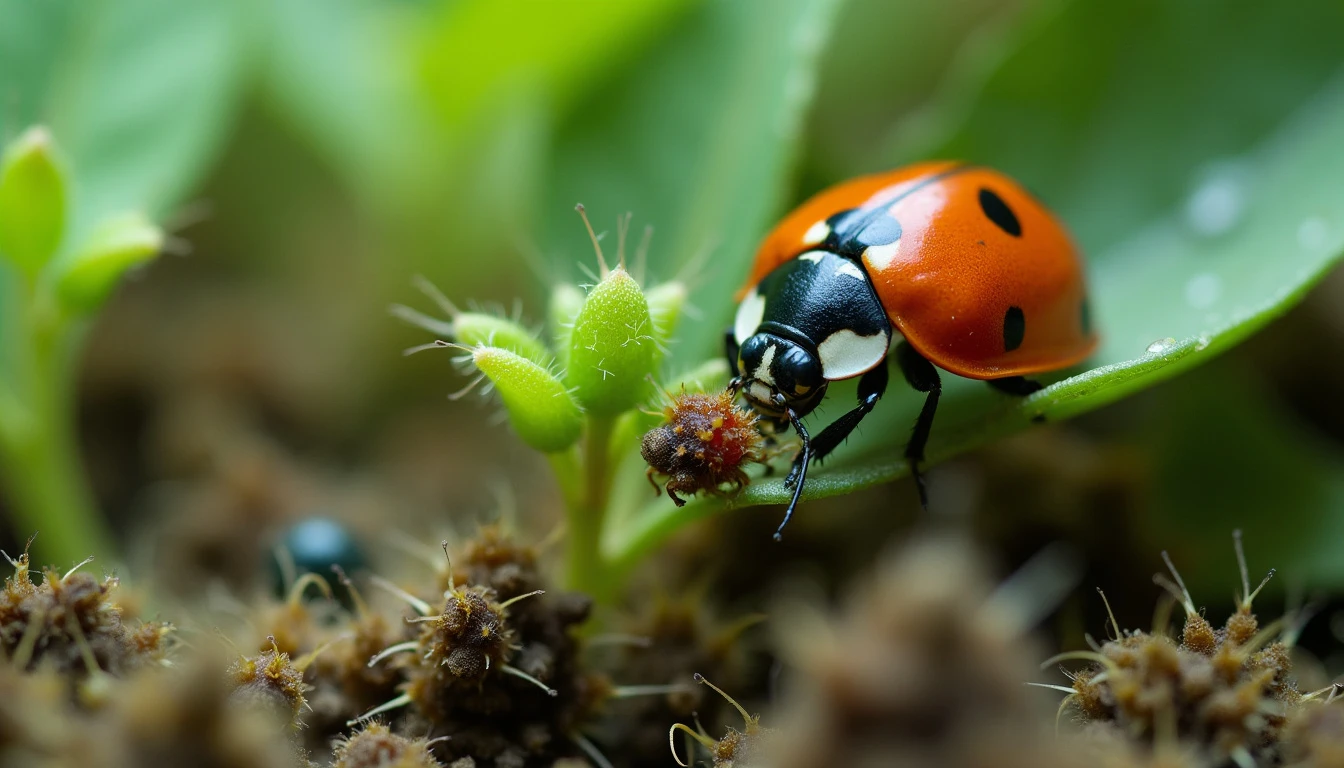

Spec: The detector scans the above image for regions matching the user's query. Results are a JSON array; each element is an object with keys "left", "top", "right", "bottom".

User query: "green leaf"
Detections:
[
  {"left": 419, "top": 0, "right": 696, "bottom": 129},
  {"left": 566, "top": 267, "right": 657, "bottom": 418},
  {"left": 0, "top": 127, "right": 67, "bottom": 277},
  {"left": 53, "top": 211, "right": 162, "bottom": 313},
  {"left": 0, "top": 0, "right": 247, "bottom": 231},
  {"left": 471, "top": 346, "right": 583, "bottom": 454},
  {"left": 544, "top": 0, "right": 845, "bottom": 353},
  {"left": 887, "top": 0, "right": 1344, "bottom": 256},
  {"left": 607, "top": 71, "right": 1344, "bottom": 570}
]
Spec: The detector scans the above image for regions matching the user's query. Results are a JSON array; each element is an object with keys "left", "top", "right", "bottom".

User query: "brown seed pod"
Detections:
[
  {"left": 352, "top": 533, "right": 597, "bottom": 766},
  {"left": 0, "top": 546, "right": 172, "bottom": 680},
  {"left": 331, "top": 722, "right": 443, "bottom": 768},
  {"left": 228, "top": 638, "right": 312, "bottom": 728},
  {"left": 1050, "top": 532, "right": 1308, "bottom": 766},
  {"left": 641, "top": 388, "right": 767, "bottom": 506}
]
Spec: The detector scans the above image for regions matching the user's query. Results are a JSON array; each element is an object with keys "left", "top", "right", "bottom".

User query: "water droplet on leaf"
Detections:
[
  {"left": 1146, "top": 337, "right": 1177, "bottom": 354},
  {"left": 1185, "top": 162, "right": 1249, "bottom": 237}
]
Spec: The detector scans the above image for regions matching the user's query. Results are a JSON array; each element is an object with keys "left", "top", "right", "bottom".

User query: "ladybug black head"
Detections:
[{"left": 737, "top": 333, "right": 827, "bottom": 419}]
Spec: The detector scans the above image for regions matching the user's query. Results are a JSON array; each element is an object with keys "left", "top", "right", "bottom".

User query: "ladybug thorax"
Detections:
[{"left": 734, "top": 250, "right": 892, "bottom": 418}]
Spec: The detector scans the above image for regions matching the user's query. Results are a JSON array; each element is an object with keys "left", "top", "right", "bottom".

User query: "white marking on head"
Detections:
[
  {"left": 734, "top": 289, "right": 766, "bottom": 344},
  {"left": 798, "top": 250, "right": 825, "bottom": 264},
  {"left": 803, "top": 219, "right": 829, "bottom": 245},
  {"left": 752, "top": 344, "right": 778, "bottom": 385},
  {"left": 835, "top": 260, "right": 866, "bottom": 281},
  {"left": 747, "top": 381, "right": 774, "bottom": 404},
  {"left": 816, "top": 329, "right": 890, "bottom": 380},
  {"left": 863, "top": 237, "right": 902, "bottom": 270}
]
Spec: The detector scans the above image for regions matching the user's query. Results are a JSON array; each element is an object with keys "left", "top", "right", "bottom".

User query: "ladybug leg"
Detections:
[
  {"left": 773, "top": 401, "right": 811, "bottom": 542},
  {"left": 896, "top": 341, "right": 941, "bottom": 511},
  {"left": 796, "top": 360, "right": 889, "bottom": 469},
  {"left": 988, "top": 376, "right": 1043, "bottom": 396}
]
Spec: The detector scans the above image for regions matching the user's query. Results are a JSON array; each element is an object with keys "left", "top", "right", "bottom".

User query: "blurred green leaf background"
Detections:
[{"left": 2, "top": 0, "right": 1343, "bottom": 622}]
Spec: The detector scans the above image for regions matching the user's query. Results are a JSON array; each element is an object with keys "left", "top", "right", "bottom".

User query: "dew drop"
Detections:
[
  {"left": 1184, "top": 272, "right": 1222, "bottom": 309},
  {"left": 1185, "top": 163, "right": 1249, "bottom": 237},
  {"left": 1298, "top": 217, "right": 1330, "bottom": 251},
  {"left": 1146, "top": 337, "right": 1177, "bottom": 354}
]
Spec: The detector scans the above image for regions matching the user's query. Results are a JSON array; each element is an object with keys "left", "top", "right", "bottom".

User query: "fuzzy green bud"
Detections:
[
  {"left": 645, "top": 280, "right": 687, "bottom": 350},
  {"left": 549, "top": 282, "right": 585, "bottom": 369},
  {"left": 0, "top": 127, "right": 67, "bottom": 277},
  {"left": 392, "top": 277, "right": 550, "bottom": 366},
  {"left": 566, "top": 267, "right": 657, "bottom": 418},
  {"left": 472, "top": 346, "right": 582, "bottom": 453},
  {"left": 54, "top": 212, "right": 162, "bottom": 313},
  {"left": 453, "top": 313, "right": 550, "bottom": 365}
]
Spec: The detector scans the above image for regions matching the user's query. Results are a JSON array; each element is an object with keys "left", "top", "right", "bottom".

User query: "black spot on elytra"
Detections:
[
  {"left": 824, "top": 206, "right": 902, "bottom": 257},
  {"left": 855, "top": 214, "right": 901, "bottom": 248},
  {"left": 979, "top": 188, "right": 1021, "bottom": 237},
  {"left": 1080, "top": 297, "right": 1093, "bottom": 336},
  {"left": 1031, "top": 413, "right": 1047, "bottom": 424},
  {"left": 1003, "top": 306, "right": 1026, "bottom": 352}
]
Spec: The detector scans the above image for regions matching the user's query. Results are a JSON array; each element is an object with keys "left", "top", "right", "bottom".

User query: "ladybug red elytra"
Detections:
[{"left": 728, "top": 162, "right": 1097, "bottom": 539}]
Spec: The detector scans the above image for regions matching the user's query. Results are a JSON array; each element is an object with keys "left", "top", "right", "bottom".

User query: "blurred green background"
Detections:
[{"left": 3, "top": 0, "right": 1344, "bottom": 651}]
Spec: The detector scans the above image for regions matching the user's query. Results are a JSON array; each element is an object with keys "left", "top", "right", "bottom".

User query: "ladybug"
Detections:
[{"left": 728, "top": 162, "right": 1097, "bottom": 539}]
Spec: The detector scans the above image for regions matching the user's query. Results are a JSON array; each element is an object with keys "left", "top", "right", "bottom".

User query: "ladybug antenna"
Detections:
[
  {"left": 574, "top": 203, "right": 609, "bottom": 277},
  {"left": 773, "top": 405, "right": 811, "bottom": 542}
]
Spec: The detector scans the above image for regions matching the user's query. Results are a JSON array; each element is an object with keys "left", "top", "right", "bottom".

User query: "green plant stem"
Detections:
[
  {"left": 565, "top": 415, "right": 614, "bottom": 595},
  {"left": 0, "top": 299, "right": 114, "bottom": 566}
]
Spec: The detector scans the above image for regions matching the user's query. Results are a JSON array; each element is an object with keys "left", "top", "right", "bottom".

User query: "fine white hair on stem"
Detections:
[
  {"left": 367, "top": 641, "right": 421, "bottom": 668},
  {"left": 1155, "top": 550, "right": 1197, "bottom": 616},
  {"left": 573, "top": 732, "right": 615, "bottom": 768},
  {"left": 369, "top": 575, "right": 432, "bottom": 616},
  {"left": 346, "top": 693, "right": 412, "bottom": 726},
  {"left": 500, "top": 663, "right": 557, "bottom": 696}
]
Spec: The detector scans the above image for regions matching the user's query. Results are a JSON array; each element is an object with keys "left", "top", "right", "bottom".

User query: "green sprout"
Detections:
[
  {"left": 396, "top": 205, "right": 694, "bottom": 597},
  {"left": 0, "top": 127, "right": 164, "bottom": 565}
]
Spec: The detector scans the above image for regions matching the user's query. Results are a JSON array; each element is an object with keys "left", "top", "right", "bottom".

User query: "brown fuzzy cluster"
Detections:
[
  {"left": 229, "top": 640, "right": 313, "bottom": 729},
  {"left": 1, "top": 646, "right": 303, "bottom": 768},
  {"left": 410, "top": 582, "right": 515, "bottom": 693},
  {"left": 0, "top": 548, "right": 172, "bottom": 680},
  {"left": 642, "top": 389, "right": 766, "bottom": 506},
  {"left": 762, "top": 536, "right": 1077, "bottom": 768},
  {"left": 348, "top": 529, "right": 599, "bottom": 767},
  {"left": 1058, "top": 540, "right": 1316, "bottom": 766},
  {"left": 608, "top": 595, "right": 757, "bottom": 763},
  {"left": 332, "top": 722, "right": 442, "bottom": 768}
]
